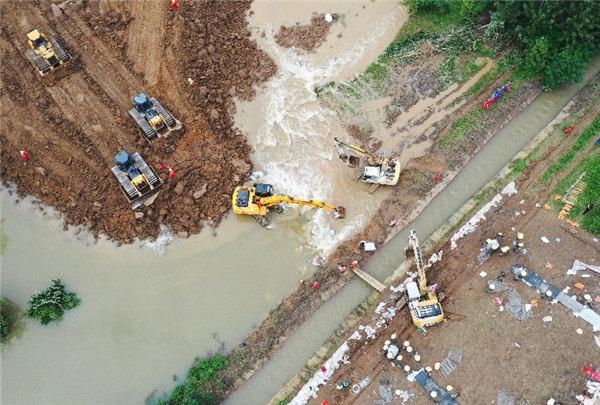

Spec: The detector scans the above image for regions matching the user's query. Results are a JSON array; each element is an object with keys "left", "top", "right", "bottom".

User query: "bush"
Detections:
[
  {"left": 1, "top": 297, "right": 11, "bottom": 340},
  {"left": 543, "top": 46, "right": 589, "bottom": 89},
  {"left": 27, "top": 279, "right": 80, "bottom": 325},
  {"left": 164, "top": 354, "right": 230, "bottom": 405},
  {"left": 403, "top": 0, "right": 451, "bottom": 13}
]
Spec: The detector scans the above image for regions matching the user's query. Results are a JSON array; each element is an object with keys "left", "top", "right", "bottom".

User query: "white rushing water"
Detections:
[{"left": 235, "top": 1, "right": 406, "bottom": 255}]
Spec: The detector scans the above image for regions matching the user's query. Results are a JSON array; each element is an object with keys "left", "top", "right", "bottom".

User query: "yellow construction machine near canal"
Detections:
[{"left": 232, "top": 183, "right": 345, "bottom": 227}]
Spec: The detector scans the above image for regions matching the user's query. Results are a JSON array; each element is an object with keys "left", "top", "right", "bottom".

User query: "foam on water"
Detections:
[
  {"left": 143, "top": 224, "right": 175, "bottom": 255},
  {"left": 244, "top": 15, "right": 397, "bottom": 255}
]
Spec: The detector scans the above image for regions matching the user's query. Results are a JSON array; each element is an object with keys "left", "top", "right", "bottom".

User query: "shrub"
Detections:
[
  {"left": 27, "top": 279, "right": 80, "bottom": 325},
  {"left": 403, "top": 0, "right": 451, "bottom": 13},
  {"left": 1, "top": 297, "right": 11, "bottom": 340},
  {"left": 543, "top": 46, "right": 589, "bottom": 89}
]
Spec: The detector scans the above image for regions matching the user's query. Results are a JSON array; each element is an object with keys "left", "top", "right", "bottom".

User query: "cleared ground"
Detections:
[
  {"left": 0, "top": 0, "right": 275, "bottom": 243},
  {"left": 312, "top": 92, "right": 600, "bottom": 404}
]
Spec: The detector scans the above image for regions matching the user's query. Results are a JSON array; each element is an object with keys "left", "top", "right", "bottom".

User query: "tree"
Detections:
[
  {"left": 1, "top": 297, "right": 11, "bottom": 340},
  {"left": 543, "top": 46, "right": 588, "bottom": 89},
  {"left": 27, "top": 279, "right": 81, "bottom": 325},
  {"left": 488, "top": 0, "right": 600, "bottom": 88}
]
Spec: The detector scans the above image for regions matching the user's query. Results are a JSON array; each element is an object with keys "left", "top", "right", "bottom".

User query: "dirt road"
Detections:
[{"left": 0, "top": 0, "right": 275, "bottom": 243}]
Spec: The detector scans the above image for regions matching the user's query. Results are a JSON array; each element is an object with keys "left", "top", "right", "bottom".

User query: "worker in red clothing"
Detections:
[
  {"left": 19, "top": 150, "right": 30, "bottom": 161},
  {"left": 168, "top": 167, "right": 177, "bottom": 180},
  {"left": 170, "top": 0, "right": 179, "bottom": 11}
]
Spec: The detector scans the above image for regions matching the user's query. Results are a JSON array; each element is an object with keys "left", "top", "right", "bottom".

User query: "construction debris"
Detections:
[{"left": 438, "top": 348, "right": 463, "bottom": 378}]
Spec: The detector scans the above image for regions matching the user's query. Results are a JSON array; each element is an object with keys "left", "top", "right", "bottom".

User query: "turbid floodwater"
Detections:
[
  {"left": 227, "top": 61, "right": 600, "bottom": 404},
  {"left": 0, "top": 2, "right": 407, "bottom": 404}
]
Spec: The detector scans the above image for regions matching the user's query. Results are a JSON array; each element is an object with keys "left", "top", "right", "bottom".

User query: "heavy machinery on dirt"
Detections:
[
  {"left": 129, "top": 92, "right": 182, "bottom": 141},
  {"left": 111, "top": 151, "right": 162, "bottom": 209},
  {"left": 404, "top": 230, "right": 444, "bottom": 327},
  {"left": 334, "top": 137, "right": 400, "bottom": 192},
  {"left": 232, "top": 183, "right": 345, "bottom": 227},
  {"left": 25, "top": 29, "right": 71, "bottom": 76}
]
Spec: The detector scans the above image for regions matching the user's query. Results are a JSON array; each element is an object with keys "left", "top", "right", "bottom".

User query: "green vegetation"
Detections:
[
  {"left": 160, "top": 354, "right": 230, "bottom": 405},
  {"left": 27, "top": 279, "right": 80, "bottom": 325},
  {"left": 1, "top": 297, "right": 13, "bottom": 341},
  {"left": 0, "top": 219, "right": 6, "bottom": 256},
  {"left": 552, "top": 150, "right": 600, "bottom": 236},
  {"left": 541, "top": 115, "right": 600, "bottom": 184},
  {"left": 487, "top": 0, "right": 600, "bottom": 89}
]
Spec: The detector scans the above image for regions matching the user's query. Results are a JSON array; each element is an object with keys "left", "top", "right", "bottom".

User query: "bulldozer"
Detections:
[
  {"left": 334, "top": 137, "right": 400, "bottom": 192},
  {"left": 404, "top": 230, "right": 444, "bottom": 328},
  {"left": 25, "top": 29, "right": 71, "bottom": 77},
  {"left": 129, "top": 92, "right": 182, "bottom": 141},
  {"left": 111, "top": 150, "right": 162, "bottom": 209},
  {"left": 232, "top": 183, "right": 345, "bottom": 227}
]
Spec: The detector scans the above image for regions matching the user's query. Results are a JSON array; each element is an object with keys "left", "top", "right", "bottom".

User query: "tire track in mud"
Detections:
[{"left": 127, "top": 0, "right": 165, "bottom": 86}]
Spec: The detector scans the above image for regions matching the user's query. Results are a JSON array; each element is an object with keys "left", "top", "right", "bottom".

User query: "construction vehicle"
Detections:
[
  {"left": 25, "top": 29, "right": 70, "bottom": 76},
  {"left": 334, "top": 137, "right": 400, "bottom": 191},
  {"left": 232, "top": 183, "right": 345, "bottom": 227},
  {"left": 111, "top": 151, "right": 162, "bottom": 209},
  {"left": 404, "top": 230, "right": 444, "bottom": 327},
  {"left": 129, "top": 92, "right": 182, "bottom": 141}
]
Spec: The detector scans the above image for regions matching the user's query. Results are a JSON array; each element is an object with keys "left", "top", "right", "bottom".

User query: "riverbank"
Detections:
[
  {"left": 0, "top": 0, "right": 274, "bottom": 243},
  {"left": 296, "top": 78, "right": 600, "bottom": 404},
  {"left": 271, "top": 68, "right": 600, "bottom": 403},
  {"left": 160, "top": 6, "right": 600, "bottom": 404}
]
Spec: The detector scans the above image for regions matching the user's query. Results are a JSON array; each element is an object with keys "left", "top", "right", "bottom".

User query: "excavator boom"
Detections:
[{"left": 232, "top": 184, "right": 345, "bottom": 223}]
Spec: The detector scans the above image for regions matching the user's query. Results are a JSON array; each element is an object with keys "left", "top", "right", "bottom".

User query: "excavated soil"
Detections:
[
  {"left": 312, "top": 103, "right": 600, "bottom": 404},
  {"left": 0, "top": 0, "right": 275, "bottom": 243},
  {"left": 275, "top": 13, "right": 339, "bottom": 52}
]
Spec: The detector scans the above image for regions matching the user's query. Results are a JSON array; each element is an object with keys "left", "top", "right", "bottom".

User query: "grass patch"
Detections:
[
  {"left": 160, "top": 353, "right": 230, "bottom": 405},
  {"left": 540, "top": 115, "right": 600, "bottom": 184},
  {"left": 552, "top": 149, "right": 600, "bottom": 236}
]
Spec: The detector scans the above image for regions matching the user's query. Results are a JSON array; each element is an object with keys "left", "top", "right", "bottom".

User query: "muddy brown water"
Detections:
[
  {"left": 1, "top": 2, "right": 406, "bottom": 405},
  {"left": 226, "top": 63, "right": 600, "bottom": 404},
  {"left": 1, "top": 2, "right": 597, "bottom": 404}
]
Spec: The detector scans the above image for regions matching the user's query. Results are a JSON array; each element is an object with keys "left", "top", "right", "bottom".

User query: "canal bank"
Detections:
[{"left": 227, "top": 62, "right": 600, "bottom": 405}]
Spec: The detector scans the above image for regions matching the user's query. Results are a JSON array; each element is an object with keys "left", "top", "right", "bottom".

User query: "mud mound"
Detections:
[
  {"left": 275, "top": 13, "right": 338, "bottom": 51},
  {"left": 0, "top": 0, "right": 275, "bottom": 243}
]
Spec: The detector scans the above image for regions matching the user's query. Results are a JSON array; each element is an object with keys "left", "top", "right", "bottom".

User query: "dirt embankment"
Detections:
[
  {"left": 312, "top": 101, "right": 600, "bottom": 404},
  {"left": 275, "top": 13, "right": 338, "bottom": 52},
  {"left": 0, "top": 0, "right": 275, "bottom": 243}
]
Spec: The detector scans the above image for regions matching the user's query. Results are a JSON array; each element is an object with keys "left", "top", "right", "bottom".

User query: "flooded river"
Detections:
[
  {"left": 1, "top": 1, "right": 597, "bottom": 404},
  {"left": 227, "top": 63, "right": 600, "bottom": 404},
  {"left": 1, "top": 2, "right": 406, "bottom": 404}
]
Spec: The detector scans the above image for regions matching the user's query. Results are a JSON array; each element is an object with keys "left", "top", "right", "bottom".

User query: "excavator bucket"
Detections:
[{"left": 334, "top": 206, "right": 346, "bottom": 219}]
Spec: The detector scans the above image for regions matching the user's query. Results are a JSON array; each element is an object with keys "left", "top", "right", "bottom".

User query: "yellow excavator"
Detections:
[
  {"left": 232, "top": 183, "right": 345, "bottom": 227},
  {"left": 404, "top": 230, "right": 444, "bottom": 327},
  {"left": 334, "top": 137, "right": 400, "bottom": 191},
  {"left": 25, "top": 29, "right": 70, "bottom": 76}
]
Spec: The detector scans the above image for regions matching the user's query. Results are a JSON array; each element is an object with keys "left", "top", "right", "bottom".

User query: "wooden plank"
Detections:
[{"left": 352, "top": 268, "right": 386, "bottom": 292}]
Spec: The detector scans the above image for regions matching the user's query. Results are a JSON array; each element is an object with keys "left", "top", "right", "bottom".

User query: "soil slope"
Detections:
[{"left": 0, "top": 0, "right": 276, "bottom": 243}]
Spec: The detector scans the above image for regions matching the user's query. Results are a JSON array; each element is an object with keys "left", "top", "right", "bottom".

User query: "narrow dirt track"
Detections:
[
  {"left": 127, "top": 0, "right": 164, "bottom": 86},
  {"left": 0, "top": 0, "right": 276, "bottom": 242}
]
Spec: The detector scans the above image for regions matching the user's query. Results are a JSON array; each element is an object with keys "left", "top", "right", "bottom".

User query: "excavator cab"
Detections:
[
  {"left": 405, "top": 230, "right": 444, "bottom": 328},
  {"left": 232, "top": 183, "right": 345, "bottom": 227},
  {"left": 253, "top": 183, "right": 274, "bottom": 197}
]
